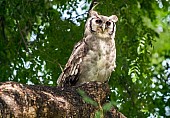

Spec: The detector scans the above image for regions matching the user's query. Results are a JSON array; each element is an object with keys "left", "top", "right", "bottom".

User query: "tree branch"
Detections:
[
  {"left": 16, "top": 21, "right": 29, "bottom": 52},
  {"left": 0, "top": 81, "right": 126, "bottom": 118},
  {"left": 88, "top": 0, "right": 98, "bottom": 12}
]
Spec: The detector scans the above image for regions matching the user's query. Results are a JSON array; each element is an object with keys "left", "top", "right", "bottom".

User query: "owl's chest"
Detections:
[
  {"left": 90, "top": 39, "right": 116, "bottom": 70},
  {"left": 79, "top": 39, "right": 116, "bottom": 83}
]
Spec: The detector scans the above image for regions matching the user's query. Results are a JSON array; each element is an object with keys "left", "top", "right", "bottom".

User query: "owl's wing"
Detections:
[{"left": 57, "top": 39, "right": 89, "bottom": 87}]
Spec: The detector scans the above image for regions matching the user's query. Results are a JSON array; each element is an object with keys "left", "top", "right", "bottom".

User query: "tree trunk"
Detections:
[{"left": 0, "top": 81, "right": 126, "bottom": 118}]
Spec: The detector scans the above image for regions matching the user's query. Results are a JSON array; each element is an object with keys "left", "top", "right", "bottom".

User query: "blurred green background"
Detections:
[{"left": 0, "top": 0, "right": 169, "bottom": 117}]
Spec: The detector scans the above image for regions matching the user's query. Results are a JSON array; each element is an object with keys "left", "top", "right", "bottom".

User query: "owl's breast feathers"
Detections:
[{"left": 57, "top": 36, "right": 116, "bottom": 87}]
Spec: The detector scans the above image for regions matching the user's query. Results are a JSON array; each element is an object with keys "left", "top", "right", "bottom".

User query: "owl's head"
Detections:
[{"left": 85, "top": 10, "right": 118, "bottom": 39}]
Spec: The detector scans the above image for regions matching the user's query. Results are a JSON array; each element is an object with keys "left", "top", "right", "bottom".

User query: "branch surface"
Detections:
[{"left": 0, "top": 81, "right": 126, "bottom": 118}]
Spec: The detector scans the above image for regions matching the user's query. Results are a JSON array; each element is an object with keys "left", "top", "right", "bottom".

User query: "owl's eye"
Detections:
[
  {"left": 95, "top": 19, "right": 102, "bottom": 24},
  {"left": 106, "top": 21, "right": 111, "bottom": 26}
]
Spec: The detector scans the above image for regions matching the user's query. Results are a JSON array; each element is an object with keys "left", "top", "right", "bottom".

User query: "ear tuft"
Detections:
[
  {"left": 110, "top": 15, "right": 118, "bottom": 22},
  {"left": 89, "top": 10, "right": 99, "bottom": 17}
]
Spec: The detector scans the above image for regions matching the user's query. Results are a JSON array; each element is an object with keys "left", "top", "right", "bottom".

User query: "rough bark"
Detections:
[{"left": 0, "top": 81, "right": 126, "bottom": 118}]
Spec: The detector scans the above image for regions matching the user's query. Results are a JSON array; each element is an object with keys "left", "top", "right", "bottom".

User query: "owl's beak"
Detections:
[{"left": 101, "top": 24, "right": 106, "bottom": 32}]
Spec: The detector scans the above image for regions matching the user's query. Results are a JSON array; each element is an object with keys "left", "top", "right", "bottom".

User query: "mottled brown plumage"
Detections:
[{"left": 57, "top": 11, "right": 118, "bottom": 87}]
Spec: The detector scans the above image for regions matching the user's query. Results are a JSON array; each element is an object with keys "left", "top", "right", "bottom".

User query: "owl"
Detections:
[{"left": 57, "top": 10, "right": 118, "bottom": 87}]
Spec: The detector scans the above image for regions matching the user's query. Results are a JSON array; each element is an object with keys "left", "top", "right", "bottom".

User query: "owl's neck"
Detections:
[
  {"left": 84, "top": 34, "right": 114, "bottom": 44},
  {"left": 83, "top": 35, "right": 115, "bottom": 52},
  {"left": 84, "top": 29, "right": 114, "bottom": 40}
]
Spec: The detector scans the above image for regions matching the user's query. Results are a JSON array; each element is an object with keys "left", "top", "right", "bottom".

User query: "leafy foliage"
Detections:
[{"left": 0, "top": 0, "right": 169, "bottom": 117}]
